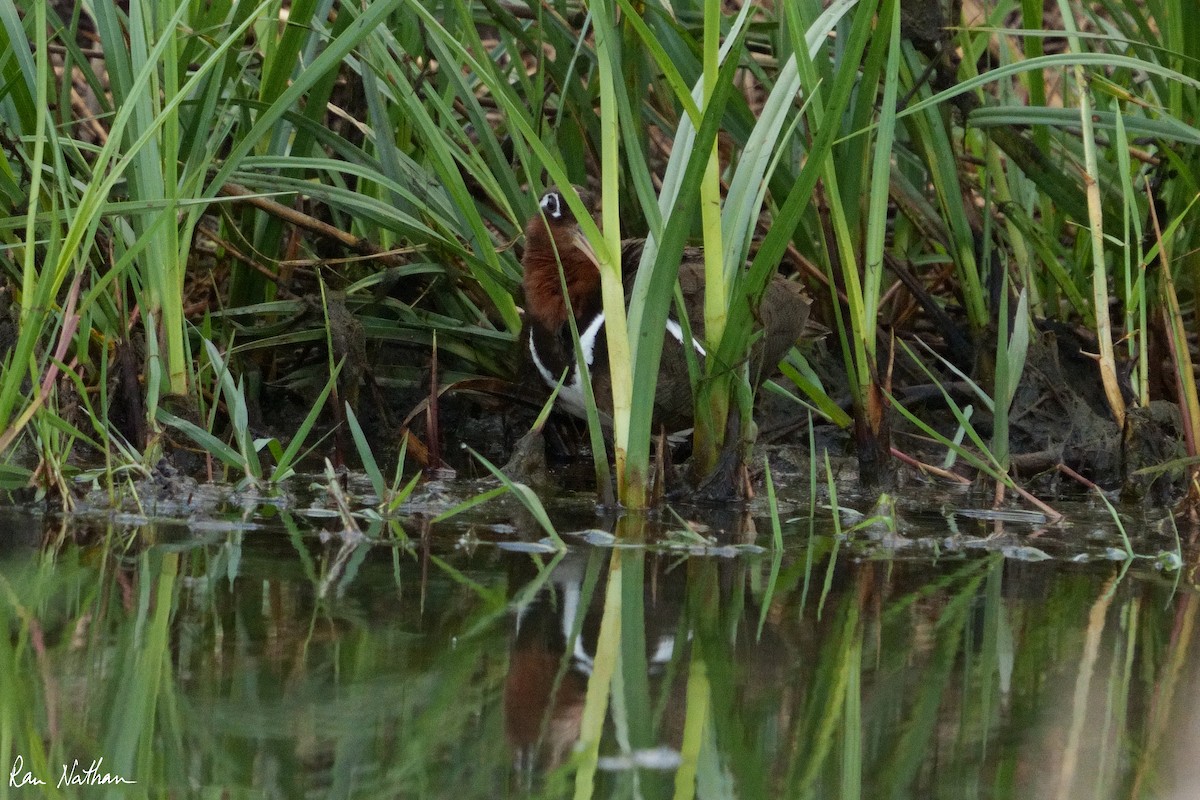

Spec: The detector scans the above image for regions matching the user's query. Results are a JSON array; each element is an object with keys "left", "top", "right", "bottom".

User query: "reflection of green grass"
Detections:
[
  {"left": 0, "top": 509, "right": 1195, "bottom": 798},
  {"left": 0, "top": 528, "right": 524, "bottom": 797}
]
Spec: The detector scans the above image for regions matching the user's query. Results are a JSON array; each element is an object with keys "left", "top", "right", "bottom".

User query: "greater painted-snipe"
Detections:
[{"left": 521, "top": 186, "right": 813, "bottom": 436}]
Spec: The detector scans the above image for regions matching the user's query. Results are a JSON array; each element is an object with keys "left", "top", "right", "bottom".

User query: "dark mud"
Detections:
[
  {"left": 477, "top": 318, "right": 1190, "bottom": 508},
  {"left": 1, "top": 272, "right": 1191, "bottom": 518}
]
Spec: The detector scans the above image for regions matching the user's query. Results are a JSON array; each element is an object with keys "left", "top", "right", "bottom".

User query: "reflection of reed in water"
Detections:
[
  {"left": 502, "top": 526, "right": 788, "bottom": 785},
  {"left": 503, "top": 548, "right": 692, "bottom": 780}
]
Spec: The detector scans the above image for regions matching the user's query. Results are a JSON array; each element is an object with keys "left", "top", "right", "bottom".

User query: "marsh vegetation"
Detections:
[
  {"left": 0, "top": 1, "right": 1199, "bottom": 792},
  {"left": 0, "top": 0, "right": 1195, "bottom": 514}
]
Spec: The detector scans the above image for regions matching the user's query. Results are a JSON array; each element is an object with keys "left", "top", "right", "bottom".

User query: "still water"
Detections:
[{"left": 0, "top": 496, "right": 1196, "bottom": 799}]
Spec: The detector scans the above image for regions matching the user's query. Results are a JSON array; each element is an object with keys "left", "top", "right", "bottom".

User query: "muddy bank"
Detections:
[
  {"left": 0, "top": 283, "right": 1189, "bottom": 516},
  {"left": 298, "top": 312, "right": 1193, "bottom": 510}
]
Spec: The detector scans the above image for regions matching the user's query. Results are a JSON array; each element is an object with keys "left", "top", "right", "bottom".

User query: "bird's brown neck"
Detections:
[{"left": 522, "top": 218, "right": 602, "bottom": 329}]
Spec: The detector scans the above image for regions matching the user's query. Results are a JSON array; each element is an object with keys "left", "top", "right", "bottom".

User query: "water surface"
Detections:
[{"left": 0, "top": 495, "right": 1196, "bottom": 799}]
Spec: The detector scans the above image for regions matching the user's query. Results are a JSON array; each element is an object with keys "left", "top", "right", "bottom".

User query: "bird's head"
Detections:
[{"left": 521, "top": 185, "right": 602, "bottom": 327}]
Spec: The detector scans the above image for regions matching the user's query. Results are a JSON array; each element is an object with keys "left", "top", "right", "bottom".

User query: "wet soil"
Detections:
[
  {"left": 445, "top": 319, "right": 1191, "bottom": 508},
  {"left": 1, "top": 268, "right": 1191, "bottom": 517}
]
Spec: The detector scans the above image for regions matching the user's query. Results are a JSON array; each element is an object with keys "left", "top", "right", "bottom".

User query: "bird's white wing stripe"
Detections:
[
  {"left": 529, "top": 311, "right": 607, "bottom": 420},
  {"left": 664, "top": 318, "right": 706, "bottom": 356},
  {"left": 577, "top": 311, "right": 606, "bottom": 367},
  {"left": 528, "top": 334, "right": 558, "bottom": 387}
]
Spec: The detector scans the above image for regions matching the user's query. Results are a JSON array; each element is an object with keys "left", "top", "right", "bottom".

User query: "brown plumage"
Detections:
[{"left": 521, "top": 186, "right": 813, "bottom": 434}]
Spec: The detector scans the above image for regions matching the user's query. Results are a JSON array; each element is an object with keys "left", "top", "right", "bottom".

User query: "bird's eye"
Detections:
[{"left": 540, "top": 191, "right": 563, "bottom": 220}]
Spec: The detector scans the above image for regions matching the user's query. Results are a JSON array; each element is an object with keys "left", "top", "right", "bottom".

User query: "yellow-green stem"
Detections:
[
  {"left": 1075, "top": 68, "right": 1125, "bottom": 428},
  {"left": 1060, "top": 0, "right": 1126, "bottom": 428},
  {"left": 592, "top": 0, "right": 634, "bottom": 503},
  {"left": 673, "top": 654, "right": 710, "bottom": 800},
  {"left": 696, "top": 0, "right": 727, "bottom": 474},
  {"left": 573, "top": 553, "right": 623, "bottom": 798}
]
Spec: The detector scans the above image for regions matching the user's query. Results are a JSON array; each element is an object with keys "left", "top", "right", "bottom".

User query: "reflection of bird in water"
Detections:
[
  {"left": 520, "top": 186, "right": 815, "bottom": 437},
  {"left": 503, "top": 551, "right": 682, "bottom": 780},
  {"left": 504, "top": 552, "right": 592, "bottom": 777}
]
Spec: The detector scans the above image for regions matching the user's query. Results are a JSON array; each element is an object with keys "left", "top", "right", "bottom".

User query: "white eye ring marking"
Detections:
[{"left": 540, "top": 191, "right": 563, "bottom": 220}]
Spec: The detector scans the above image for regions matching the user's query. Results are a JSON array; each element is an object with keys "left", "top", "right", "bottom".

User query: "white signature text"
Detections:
[{"left": 9, "top": 755, "right": 137, "bottom": 788}]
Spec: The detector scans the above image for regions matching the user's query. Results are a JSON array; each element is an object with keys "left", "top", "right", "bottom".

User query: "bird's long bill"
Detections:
[{"left": 569, "top": 228, "right": 603, "bottom": 274}]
